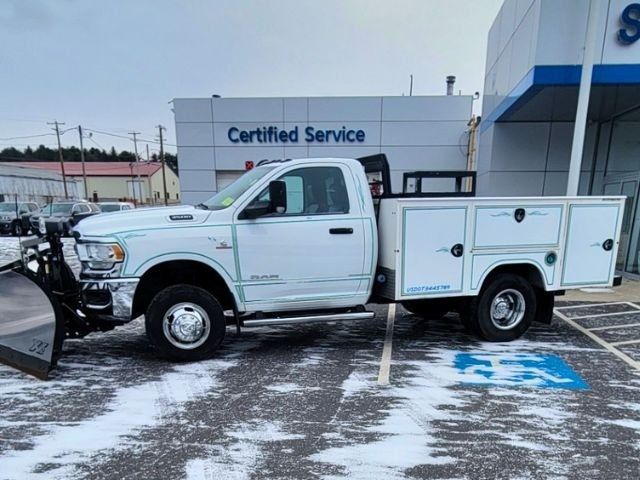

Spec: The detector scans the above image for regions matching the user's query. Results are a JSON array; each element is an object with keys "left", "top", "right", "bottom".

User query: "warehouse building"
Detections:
[
  {"left": 6, "top": 161, "right": 180, "bottom": 205},
  {"left": 172, "top": 95, "right": 475, "bottom": 205},
  {"left": 0, "top": 163, "right": 79, "bottom": 204},
  {"left": 478, "top": 0, "right": 640, "bottom": 274}
]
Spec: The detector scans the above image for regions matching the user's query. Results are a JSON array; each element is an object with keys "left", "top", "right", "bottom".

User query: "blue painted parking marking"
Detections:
[{"left": 453, "top": 353, "right": 588, "bottom": 390}]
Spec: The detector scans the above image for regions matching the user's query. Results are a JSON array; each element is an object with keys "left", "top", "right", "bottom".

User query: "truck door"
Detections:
[
  {"left": 234, "top": 165, "right": 368, "bottom": 307},
  {"left": 562, "top": 203, "right": 623, "bottom": 286}
]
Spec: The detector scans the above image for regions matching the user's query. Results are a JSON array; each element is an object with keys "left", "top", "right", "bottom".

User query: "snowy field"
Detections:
[{"left": 1, "top": 235, "right": 640, "bottom": 479}]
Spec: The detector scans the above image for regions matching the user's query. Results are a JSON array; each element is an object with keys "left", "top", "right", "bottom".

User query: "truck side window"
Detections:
[{"left": 250, "top": 166, "right": 350, "bottom": 216}]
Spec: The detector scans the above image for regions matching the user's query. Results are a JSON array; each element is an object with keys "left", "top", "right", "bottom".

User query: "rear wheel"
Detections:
[
  {"left": 470, "top": 274, "right": 536, "bottom": 342},
  {"left": 145, "top": 284, "right": 226, "bottom": 361},
  {"left": 11, "top": 221, "right": 23, "bottom": 236}
]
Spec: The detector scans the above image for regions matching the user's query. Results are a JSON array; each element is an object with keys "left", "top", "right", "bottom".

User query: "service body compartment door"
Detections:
[
  {"left": 400, "top": 206, "right": 467, "bottom": 297},
  {"left": 562, "top": 203, "right": 622, "bottom": 286},
  {"left": 474, "top": 205, "right": 563, "bottom": 249}
]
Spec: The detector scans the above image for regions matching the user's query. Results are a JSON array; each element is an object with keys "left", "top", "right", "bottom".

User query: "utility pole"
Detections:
[
  {"left": 146, "top": 143, "right": 150, "bottom": 161},
  {"left": 48, "top": 120, "right": 68, "bottom": 199},
  {"left": 77, "top": 125, "right": 89, "bottom": 199},
  {"left": 157, "top": 125, "right": 168, "bottom": 206},
  {"left": 409, "top": 74, "right": 413, "bottom": 96},
  {"left": 129, "top": 131, "right": 142, "bottom": 205}
]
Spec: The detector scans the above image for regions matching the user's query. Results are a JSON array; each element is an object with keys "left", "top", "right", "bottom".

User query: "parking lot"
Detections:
[{"left": 1, "top": 236, "right": 639, "bottom": 479}]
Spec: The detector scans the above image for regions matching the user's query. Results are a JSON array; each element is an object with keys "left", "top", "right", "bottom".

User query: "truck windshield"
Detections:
[
  {"left": 200, "top": 166, "right": 276, "bottom": 210},
  {"left": 0, "top": 204, "right": 17, "bottom": 212},
  {"left": 43, "top": 203, "right": 74, "bottom": 215}
]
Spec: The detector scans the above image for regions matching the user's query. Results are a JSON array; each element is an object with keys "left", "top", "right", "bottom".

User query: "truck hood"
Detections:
[{"left": 74, "top": 205, "right": 212, "bottom": 238}]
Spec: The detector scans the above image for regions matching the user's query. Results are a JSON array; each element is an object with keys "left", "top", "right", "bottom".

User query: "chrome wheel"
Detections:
[
  {"left": 162, "top": 302, "right": 210, "bottom": 350},
  {"left": 490, "top": 289, "right": 525, "bottom": 330}
]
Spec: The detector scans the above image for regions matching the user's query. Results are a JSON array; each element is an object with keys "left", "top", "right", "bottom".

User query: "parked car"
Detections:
[
  {"left": 0, "top": 201, "right": 40, "bottom": 236},
  {"left": 97, "top": 202, "right": 135, "bottom": 213},
  {"left": 30, "top": 200, "right": 101, "bottom": 235}
]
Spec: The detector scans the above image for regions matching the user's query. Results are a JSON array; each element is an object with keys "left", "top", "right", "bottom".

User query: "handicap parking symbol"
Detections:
[{"left": 453, "top": 353, "right": 588, "bottom": 390}]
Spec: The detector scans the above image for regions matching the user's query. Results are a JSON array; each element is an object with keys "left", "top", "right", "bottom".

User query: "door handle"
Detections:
[
  {"left": 450, "top": 243, "right": 464, "bottom": 257},
  {"left": 329, "top": 228, "right": 353, "bottom": 235}
]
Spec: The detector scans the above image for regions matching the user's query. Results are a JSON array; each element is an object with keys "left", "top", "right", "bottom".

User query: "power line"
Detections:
[
  {"left": 83, "top": 127, "right": 177, "bottom": 147},
  {"left": 0, "top": 133, "right": 55, "bottom": 141}
]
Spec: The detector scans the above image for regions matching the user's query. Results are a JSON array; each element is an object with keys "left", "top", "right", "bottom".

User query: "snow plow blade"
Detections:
[{"left": 0, "top": 269, "right": 62, "bottom": 380}]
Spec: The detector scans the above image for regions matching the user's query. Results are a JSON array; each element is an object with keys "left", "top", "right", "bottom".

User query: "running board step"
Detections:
[{"left": 242, "top": 311, "right": 375, "bottom": 327}]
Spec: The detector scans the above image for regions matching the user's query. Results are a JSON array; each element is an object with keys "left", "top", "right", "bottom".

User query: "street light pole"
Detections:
[
  {"left": 78, "top": 125, "right": 89, "bottom": 199},
  {"left": 129, "top": 131, "right": 142, "bottom": 205},
  {"left": 48, "top": 120, "right": 68, "bottom": 199},
  {"left": 157, "top": 125, "right": 168, "bottom": 206}
]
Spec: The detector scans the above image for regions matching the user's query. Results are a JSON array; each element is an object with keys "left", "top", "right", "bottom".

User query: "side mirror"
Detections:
[
  {"left": 269, "top": 180, "right": 287, "bottom": 214},
  {"left": 240, "top": 200, "right": 271, "bottom": 220},
  {"left": 239, "top": 180, "right": 288, "bottom": 220}
]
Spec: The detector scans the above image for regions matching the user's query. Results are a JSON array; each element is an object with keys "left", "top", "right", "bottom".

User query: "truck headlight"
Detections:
[
  {"left": 78, "top": 243, "right": 125, "bottom": 270},
  {"left": 38, "top": 217, "right": 46, "bottom": 235}
]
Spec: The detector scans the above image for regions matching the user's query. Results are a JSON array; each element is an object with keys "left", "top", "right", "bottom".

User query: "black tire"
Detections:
[
  {"left": 145, "top": 284, "right": 226, "bottom": 361},
  {"left": 11, "top": 220, "right": 23, "bottom": 236},
  {"left": 470, "top": 273, "right": 536, "bottom": 342},
  {"left": 401, "top": 299, "right": 450, "bottom": 319}
]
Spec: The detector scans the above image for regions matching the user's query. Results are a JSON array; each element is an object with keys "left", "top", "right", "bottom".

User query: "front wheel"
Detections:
[
  {"left": 469, "top": 274, "right": 536, "bottom": 342},
  {"left": 145, "top": 284, "right": 226, "bottom": 361}
]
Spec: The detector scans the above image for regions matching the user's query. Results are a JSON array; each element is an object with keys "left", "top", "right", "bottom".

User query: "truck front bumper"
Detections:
[{"left": 80, "top": 278, "right": 139, "bottom": 321}]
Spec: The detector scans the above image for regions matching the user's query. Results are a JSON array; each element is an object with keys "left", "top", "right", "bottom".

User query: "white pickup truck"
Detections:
[{"left": 0, "top": 155, "right": 625, "bottom": 377}]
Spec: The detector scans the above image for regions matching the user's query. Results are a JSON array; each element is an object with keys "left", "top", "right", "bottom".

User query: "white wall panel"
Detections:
[
  {"left": 182, "top": 191, "right": 214, "bottom": 205},
  {"left": 381, "top": 146, "right": 467, "bottom": 170},
  {"left": 173, "top": 98, "right": 212, "bottom": 122},
  {"left": 483, "top": 171, "right": 545, "bottom": 196},
  {"left": 177, "top": 147, "right": 215, "bottom": 170},
  {"left": 308, "top": 97, "right": 381, "bottom": 121},
  {"left": 307, "top": 146, "right": 380, "bottom": 159},
  {"left": 212, "top": 97, "right": 283, "bottom": 122},
  {"left": 283, "top": 146, "right": 309, "bottom": 159},
  {"left": 381, "top": 121, "right": 469, "bottom": 146},
  {"left": 214, "top": 146, "right": 286, "bottom": 170},
  {"left": 179, "top": 169, "right": 216, "bottom": 192},
  {"left": 284, "top": 98, "right": 308, "bottom": 121},
  {"left": 175, "top": 123, "right": 214, "bottom": 147},
  {"left": 382, "top": 96, "right": 472, "bottom": 121}
]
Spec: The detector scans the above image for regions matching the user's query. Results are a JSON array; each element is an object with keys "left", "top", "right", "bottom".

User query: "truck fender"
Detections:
[{"left": 131, "top": 253, "right": 242, "bottom": 313}]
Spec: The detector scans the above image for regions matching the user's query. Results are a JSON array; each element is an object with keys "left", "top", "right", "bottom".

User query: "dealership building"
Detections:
[
  {"left": 174, "top": 0, "right": 640, "bottom": 274},
  {"left": 173, "top": 94, "right": 475, "bottom": 203}
]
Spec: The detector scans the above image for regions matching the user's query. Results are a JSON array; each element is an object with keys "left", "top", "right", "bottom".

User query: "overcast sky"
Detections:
[{"left": 0, "top": 0, "right": 502, "bottom": 155}]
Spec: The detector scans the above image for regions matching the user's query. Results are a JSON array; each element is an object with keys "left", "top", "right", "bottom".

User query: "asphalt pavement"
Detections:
[{"left": 0, "top": 237, "right": 639, "bottom": 480}]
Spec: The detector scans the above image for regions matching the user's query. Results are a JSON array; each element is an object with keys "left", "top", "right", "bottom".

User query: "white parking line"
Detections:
[
  {"left": 611, "top": 339, "right": 640, "bottom": 347},
  {"left": 554, "top": 308, "right": 640, "bottom": 372},
  {"left": 588, "top": 322, "right": 640, "bottom": 331},
  {"left": 555, "top": 301, "right": 640, "bottom": 311},
  {"left": 377, "top": 303, "right": 396, "bottom": 386},
  {"left": 567, "top": 310, "right": 640, "bottom": 320}
]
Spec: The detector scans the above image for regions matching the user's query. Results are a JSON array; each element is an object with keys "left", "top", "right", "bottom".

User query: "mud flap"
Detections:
[
  {"left": 535, "top": 289, "right": 555, "bottom": 325},
  {"left": 0, "top": 269, "right": 64, "bottom": 379}
]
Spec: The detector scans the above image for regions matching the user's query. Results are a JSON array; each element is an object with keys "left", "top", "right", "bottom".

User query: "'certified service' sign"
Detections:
[{"left": 228, "top": 125, "right": 366, "bottom": 144}]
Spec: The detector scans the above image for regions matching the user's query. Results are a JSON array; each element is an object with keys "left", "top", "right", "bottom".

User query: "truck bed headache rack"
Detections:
[
  {"left": 402, "top": 170, "right": 476, "bottom": 197},
  {"left": 356, "top": 153, "right": 476, "bottom": 198}
]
